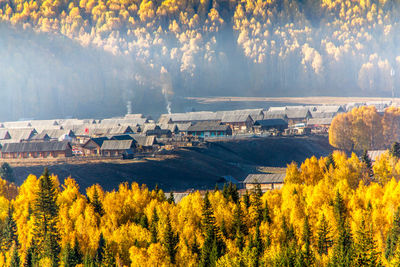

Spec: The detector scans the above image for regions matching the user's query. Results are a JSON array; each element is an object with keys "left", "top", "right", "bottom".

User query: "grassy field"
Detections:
[{"left": 10, "top": 136, "right": 333, "bottom": 192}]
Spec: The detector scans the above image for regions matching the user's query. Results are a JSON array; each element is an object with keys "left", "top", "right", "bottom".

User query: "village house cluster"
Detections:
[{"left": 0, "top": 101, "right": 391, "bottom": 160}]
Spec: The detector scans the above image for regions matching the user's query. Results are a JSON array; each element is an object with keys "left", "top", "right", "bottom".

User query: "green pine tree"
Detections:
[
  {"left": 391, "top": 142, "right": 400, "bottom": 158},
  {"left": 354, "top": 217, "right": 381, "bottom": 266},
  {"left": 0, "top": 162, "right": 14, "bottom": 183},
  {"left": 199, "top": 192, "right": 225, "bottom": 267},
  {"left": 243, "top": 190, "right": 250, "bottom": 209},
  {"left": 252, "top": 185, "right": 263, "bottom": 225},
  {"left": 167, "top": 192, "right": 175, "bottom": 204},
  {"left": 2, "top": 204, "right": 18, "bottom": 251},
  {"left": 62, "top": 243, "right": 74, "bottom": 267},
  {"left": 163, "top": 214, "right": 179, "bottom": 264},
  {"left": 10, "top": 243, "right": 20, "bottom": 267},
  {"left": 23, "top": 244, "right": 36, "bottom": 267},
  {"left": 316, "top": 214, "right": 333, "bottom": 255},
  {"left": 386, "top": 207, "right": 400, "bottom": 261},
  {"left": 325, "top": 153, "right": 336, "bottom": 171},
  {"left": 63, "top": 238, "right": 82, "bottom": 267},
  {"left": 150, "top": 208, "right": 159, "bottom": 244},
  {"left": 102, "top": 242, "right": 116, "bottom": 267},
  {"left": 331, "top": 191, "right": 354, "bottom": 266},
  {"left": 32, "top": 167, "right": 61, "bottom": 266},
  {"left": 263, "top": 199, "right": 272, "bottom": 224},
  {"left": 90, "top": 187, "right": 104, "bottom": 217},
  {"left": 301, "top": 216, "right": 314, "bottom": 266},
  {"left": 361, "top": 150, "right": 373, "bottom": 179},
  {"left": 95, "top": 233, "right": 106, "bottom": 265},
  {"left": 252, "top": 222, "right": 263, "bottom": 267}
]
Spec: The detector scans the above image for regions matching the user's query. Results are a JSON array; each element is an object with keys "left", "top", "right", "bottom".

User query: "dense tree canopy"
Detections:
[
  {"left": 329, "top": 106, "right": 400, "bottom": 152},
  {"left": 0, "top": 151, "right": 396, "bottom": 265}
]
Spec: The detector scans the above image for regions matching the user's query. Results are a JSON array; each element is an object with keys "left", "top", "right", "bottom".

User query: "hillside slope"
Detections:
[{"left": 11, "top": 136, "right": 333, "bottom": 192}]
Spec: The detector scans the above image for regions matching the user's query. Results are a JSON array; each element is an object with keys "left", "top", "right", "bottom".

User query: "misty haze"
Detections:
[{"left": 0, "top": 0, "right": 398, "bottom": 120}]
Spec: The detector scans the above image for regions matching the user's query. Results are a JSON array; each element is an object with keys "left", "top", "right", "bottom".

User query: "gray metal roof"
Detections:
[
  {"left": 286, "top": 109, "right": 311, "bottom": 119},
  {"left": 243, "top": 173, "right": 285, "bottom": 184},
  {"left": 307, "top": 118, "right": 333, "bottom": 125},
  {"left": 2, "top": 141, "right": 71, "bottom": 153},
  {"left": 130, "top": 135, "right": 156, "bottom": 147},
  {"left": 7, "top": 129, "right": 37, "bottom": 142},
  {"left": 187, "top": 122, "right": 230, "bottom": 132},
  {"left": 40, "top": 129, "right": 75, "bottom": 139},
  {"left": 221, "top": 114, "right": 253, "bottom": 123},
  {"left": 101, "top": 140, "right": 134, "bottom": 150}
]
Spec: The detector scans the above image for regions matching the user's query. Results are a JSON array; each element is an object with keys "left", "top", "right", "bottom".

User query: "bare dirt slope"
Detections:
[{"left": 12, "top": 136, "right": 333, "bottom": 192}]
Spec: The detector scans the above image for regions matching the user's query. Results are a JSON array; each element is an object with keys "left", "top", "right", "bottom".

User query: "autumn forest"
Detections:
[
  {"left": 1, "top": 0, "right": 400, "bottom": 119},
  {"left": 0, "top": 149, "right": 397, "bottom": 266}
]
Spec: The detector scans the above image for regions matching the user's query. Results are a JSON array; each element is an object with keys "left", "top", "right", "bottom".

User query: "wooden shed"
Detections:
[
  {"left": 1, "top": 141, "right": 72, "bottom": 159},
  {"left": 243, "top": 173, "right": 285, "bottom": 191},
  {"left": 100, "top": 140, "right": 136, "bottom": 157}
]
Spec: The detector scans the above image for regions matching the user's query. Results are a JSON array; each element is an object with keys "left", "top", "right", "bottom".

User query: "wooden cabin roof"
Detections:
[
  {"left": 243, "top": 173, "right": 285, "bottom": 184},
  {"left": 2, "top": 141, "right": 71, "bottom": 153},
  {"left": 101, "top": 140, "right": 135, "bottom": 150}
]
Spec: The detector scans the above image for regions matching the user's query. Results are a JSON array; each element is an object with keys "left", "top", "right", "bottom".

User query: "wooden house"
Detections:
[
  {"left": 146, "top": 126, "right": 172, "bottom": 138},
  {"left": 221, "top": 114, "right": 254, "bottom": 133},
  {"left": 253, "top": 119, "right": 288, "bottom": 133},
  {"left": 243, "top": 173, "right": 285, "bottom": 191},
  {"left": 186, "top": 122, "right": 232, "bottom": 137},
  {"left": 285, "top": 107, "right": 311, "bottom": 126},
  {"left": 100, "top": 140, "right": 136, "bottom": 157},
  {"left": 82, "top": 137, "right": 108, "bottom": 156},
  {"left": 130, "top": 135, "right": 156, "bottom": 152},
  {"left": 1, "top": 141, "right": 72, "bottom": 159}
]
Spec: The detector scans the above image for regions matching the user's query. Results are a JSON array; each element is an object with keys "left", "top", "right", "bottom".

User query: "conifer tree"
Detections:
[
  {"left": 386, "top": 207, "right": 400, "bottom": 261},
  {"left": 252, "top": 184, "right": 263, "bottom": 225},
  {"left": 2, "top": 204, "right": 18, "bottom": 251},
  {"left": 191, "top": 236, "right": 201, "bottom": 256},
  {"left": 167, "top": 192, "right": 175, "bottom": 204},
  {"left": 391, "top": 142, "right": 400, "bottom": 158},
  {"left": 354, "top": 217, "right": 381, "bottom": 266},
  {"left": 214, "top": 184, "right": 219, "bottom": 192},
  {"left": 102, "top": 242, "right": 116, "bottom": 267},
  {"left": 90, "top": 187, "right": 104, "bottom": 217},
  {"left": 10, "top": 243, "right": 20, "bottom": 267},
  {"left": 301, "top": 216, "right": 314, "bottom": 266},
  {"left": 163, "top": 214, "right": 179, "bottom": 264},
  {"left": 361, "top": 150, "right": 373, "bottom": 179},
  {"left": 325, "top": 153, "right": 336, "bottom": 171},
  {"left": 243, "top": 190, "right": 250, "bottom": 209},
  {"left": 72, "top": 237, "right": 83, "bottom": 265},
  {"left": 263, "top": 199, "right": 272, "bottom": 224},
  {"left": 24, "top": 244, "right": 35, "bottom": 267},
  {"left": 0, "top": 162, "right": 14, "bottom": 183},
  {"left": 32, "top": 167, "right": 60, "bottom": 266},
  {"left": 220, "top": 219, "right": 228, "bottom": 239},
  {"left": 199, "top": 192, "right": 225, "bottom": 267},
  {"left": 139, "top": 214, "right": 148, "bottom": 229},
  {"left": 150, "top": 208, "right": 159, "bottom": 244},
  {"left": 331, "top": 191, "right": 354, "bottom": 266},
  {"left": 62, "top": 243, "right": 74, "bottom": 267},
  {"left": 63, "top": 238, "right": 83, "bottom": 267},
  {"left": 316, "top": 214, "right": 333, "bottom": 255},
  {"left": 252, "top": 222, "right": 263, "bottom": 267},
  {"left": 95, "top": 233, "right": 106, "bottom": 265}
]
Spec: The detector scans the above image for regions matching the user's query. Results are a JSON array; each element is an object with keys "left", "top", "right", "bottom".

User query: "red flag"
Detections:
[{"left": 84, "top": 128, "right": 89, "bottom": 134}]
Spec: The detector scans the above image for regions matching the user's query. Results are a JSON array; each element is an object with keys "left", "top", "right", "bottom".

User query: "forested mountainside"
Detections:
[{"left": 1, "top": 0, "right": 400, "bottom": 119}]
